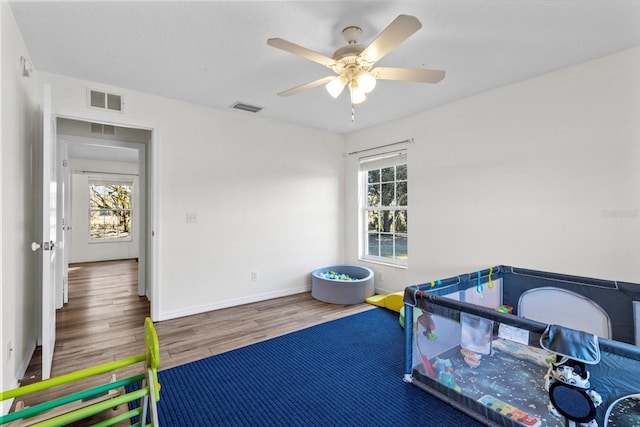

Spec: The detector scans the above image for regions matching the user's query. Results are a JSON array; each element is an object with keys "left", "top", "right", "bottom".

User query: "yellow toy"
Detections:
[{"left": 365, "top": 291, "right": 404, "bottom": 313}]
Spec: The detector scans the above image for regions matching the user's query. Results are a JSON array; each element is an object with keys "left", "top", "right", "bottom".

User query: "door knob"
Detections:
[{"left": 31, "top": 241, "right": 54, "bottom": 251}]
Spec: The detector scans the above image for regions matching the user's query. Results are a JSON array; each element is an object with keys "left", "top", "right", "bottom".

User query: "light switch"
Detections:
[{"left": 186, "top": 212, "right": 198, "bottom": 223}]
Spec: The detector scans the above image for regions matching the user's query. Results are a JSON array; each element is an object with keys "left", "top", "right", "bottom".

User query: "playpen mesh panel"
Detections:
[
  {"left": 404, "top": 266, "right": 640, "bottom": 427},
  {"left": 409, "top": 298, "right": 559, "bottom": 426}
]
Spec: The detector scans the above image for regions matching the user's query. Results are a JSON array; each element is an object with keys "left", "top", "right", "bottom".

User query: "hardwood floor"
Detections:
[{"left": 15, "top": 259, "right": 373, "bottom": 422}]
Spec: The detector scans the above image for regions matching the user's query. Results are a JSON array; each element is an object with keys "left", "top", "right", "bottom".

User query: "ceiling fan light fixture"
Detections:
[
  {"left": 350, "top": 85, "right": 366, "bottom": 105},
  {"left": 357, "top": 72, "right": 377, "bottom": 94},
  {"left": 326, "top": 77, "right": 347, "bottom": 98}
]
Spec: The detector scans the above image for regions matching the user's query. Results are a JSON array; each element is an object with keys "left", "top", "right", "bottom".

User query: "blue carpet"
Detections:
[{"left": 155, "top": 308, "right": 482, "bottom": 426}]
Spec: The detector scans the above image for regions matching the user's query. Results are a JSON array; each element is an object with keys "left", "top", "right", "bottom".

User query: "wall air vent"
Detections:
[
  {"left": 231, "top": 102, "right": 263, "bottom": 113},
  {"left": 88, "top": 89, "right": 124, "bottom": 113},
  {"left": 90, "top": 123, "right": 116, "bottom": 135}
]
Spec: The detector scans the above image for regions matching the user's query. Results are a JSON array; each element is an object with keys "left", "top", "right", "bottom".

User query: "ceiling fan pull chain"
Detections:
[{"left": 351, "top": 104, "right": 355, "bottom": 122}]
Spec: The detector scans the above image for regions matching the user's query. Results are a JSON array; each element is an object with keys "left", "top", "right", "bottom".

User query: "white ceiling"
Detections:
[{"left": 9, "top": 1, "right": 640, "bottom": 135}]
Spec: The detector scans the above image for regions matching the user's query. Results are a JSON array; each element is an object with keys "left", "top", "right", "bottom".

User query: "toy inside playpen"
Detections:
[
  {"left": 403, "top": 266, "right": 640, "bottom": 427},
  {"left": 0, "top": 317, "right": 160, "bottom": 426}
]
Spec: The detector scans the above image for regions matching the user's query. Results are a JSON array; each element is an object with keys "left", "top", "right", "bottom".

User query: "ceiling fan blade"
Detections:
[
  {"left": 371, "top": 67, "right": 446, "bottom": 83},
  {"left": 359, "top": 15, "right": 422, "bottom": 64},
  {"left": 277, "top": 76, "right": 336, "bottom": 97},
  {"left": 267, "top": 38, "right": 335, "bottom": 67}
]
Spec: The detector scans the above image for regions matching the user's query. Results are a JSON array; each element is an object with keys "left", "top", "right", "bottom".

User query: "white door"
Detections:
[
  {"left": 32, "top": 84, "right": 58, "bottom": 380},
  {"left": 59, "top": 142, "right": 70, "bottom": 306}
]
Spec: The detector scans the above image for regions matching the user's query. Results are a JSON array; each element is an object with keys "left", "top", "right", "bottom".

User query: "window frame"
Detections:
[
  {"left": 88, "top": 179, "right": 135, "bottom": 243},
  {"left": 359, "top": 150, "right": 408, "bottom": 267}
]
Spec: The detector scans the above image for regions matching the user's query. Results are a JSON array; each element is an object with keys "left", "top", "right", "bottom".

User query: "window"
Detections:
[
  {"left": 360, "top": 151, "right": 407, "bottom": 265},
  {"left": 89, "top": 181, "right": 133, "bottom": 241}
]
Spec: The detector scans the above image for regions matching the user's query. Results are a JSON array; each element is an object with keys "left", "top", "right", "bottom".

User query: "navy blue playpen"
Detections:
[{"left": 403, "top": 266, "right": 640, "bottom": 427}]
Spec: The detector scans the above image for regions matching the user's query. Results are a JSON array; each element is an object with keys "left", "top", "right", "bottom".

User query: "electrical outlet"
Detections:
[
  {"left": 378, "top": 272, "right": 384, "bottom": 281},
  {"left": 251, "top": 271, "right": 258, "bottom": 281}
]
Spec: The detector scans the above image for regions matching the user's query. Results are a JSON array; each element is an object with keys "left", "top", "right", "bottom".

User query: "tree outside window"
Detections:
[
  {"left": 360, "top": 151, "right": 407, "bottom": 265},
  {"left": 89, "top": 182, "right": 133, "bottom": 241}
]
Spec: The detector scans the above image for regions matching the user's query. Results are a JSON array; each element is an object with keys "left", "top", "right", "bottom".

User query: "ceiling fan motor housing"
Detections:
[
  {"left": 332, "top": 44, "right": 365, "bottom": 61},
  {"left": 332, "top": 25, "right": 373, "bottom": 72}
]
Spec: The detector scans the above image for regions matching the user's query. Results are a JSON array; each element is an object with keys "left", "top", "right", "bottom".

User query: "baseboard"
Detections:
[
  {"left": 0, "top": 399, "right": 13, "bottom": 416},
  {"left": 158, "top": 285, "right": 312, "bottom": 321},
  {"left": 374, "top": 287, "right": 400, "bottom": 295},
  {"left": 1, "top": 339, "right": 36, "bottom": 415},
  {"left": 16, "top": 339, "right": 35, "bottom": 384}
]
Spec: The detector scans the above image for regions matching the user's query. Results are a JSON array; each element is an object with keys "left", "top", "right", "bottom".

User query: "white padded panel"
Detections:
[{"left": 518, "top": 287, "right": 611, "bottom": 339}]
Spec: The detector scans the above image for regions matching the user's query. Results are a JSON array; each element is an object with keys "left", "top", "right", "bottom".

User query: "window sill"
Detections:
[
  {"left": 359, "top": 258, "right": 408, "bottom": 269},
  {"left": 89, "top": 239, "right": 133, "bottom": 244}
]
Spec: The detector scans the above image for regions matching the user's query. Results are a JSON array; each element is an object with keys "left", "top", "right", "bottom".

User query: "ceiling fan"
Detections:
[{"left": 267, "top": 14, "right": 445, "bottom": 117}]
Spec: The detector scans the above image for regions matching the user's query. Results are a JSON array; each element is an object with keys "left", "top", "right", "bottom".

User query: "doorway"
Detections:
[{"left": 56, "top": 117, "right": 154, "bottom": 313}]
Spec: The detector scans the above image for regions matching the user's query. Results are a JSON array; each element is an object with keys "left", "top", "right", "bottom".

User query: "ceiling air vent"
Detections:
[
  {"left": 88, "top": 89, "right": 124, "bottom": 113},
  {"left": 231, "top": 102, "right": 262, "bottom": 113}
]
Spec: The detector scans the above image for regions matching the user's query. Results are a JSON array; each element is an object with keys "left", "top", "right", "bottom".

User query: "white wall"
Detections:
[
  {"left": 37, "top": 71, "right": 346, "bottom": 321},
  {"left": 1, "top": 3, "right": 39, "bottom": 410},
  {"left": 68, "top": 159, "right": 139, "bottom": 263},
  {"left": 345, "top": 46, "right": 640, "bottom": 293}
]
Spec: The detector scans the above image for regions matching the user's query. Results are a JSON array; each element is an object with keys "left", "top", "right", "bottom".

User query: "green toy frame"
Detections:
[{"left": 0, "top": 317, "right": 160, "bottom": 426}]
